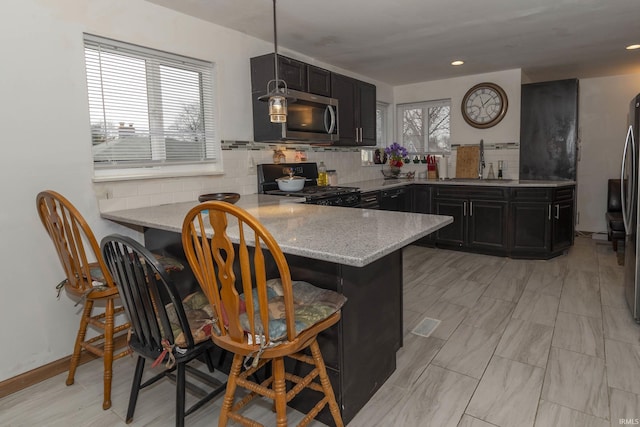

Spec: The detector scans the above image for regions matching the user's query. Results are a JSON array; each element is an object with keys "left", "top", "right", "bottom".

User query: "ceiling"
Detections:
[{"left": 147, "top": 0, "right": 640, "bottom": 86}]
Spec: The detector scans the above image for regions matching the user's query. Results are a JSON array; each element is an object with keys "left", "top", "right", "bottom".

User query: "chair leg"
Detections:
[
  {"left": 125, "top": 356, "right": 145, "bottom": 422},
  {"left": 273, "top": 357, "right": 288, "bottom": 427},
  {"left": 67, "top": 300, "right": 94, "bottom": 386},
  {"left": 310, "top": 340, "right": 344, "bottom": 427},
  {"left": 613, "top": 239, "right": 618, "bottom": 252},
  {"left": 218, "top": 353, "right": 243, "bottom": 427},
  {"left": 102, "top": 298, "right": 116, "bottom": 410},
  {"left": 176, "top": 362, "right": 186, "bottom": 427}
]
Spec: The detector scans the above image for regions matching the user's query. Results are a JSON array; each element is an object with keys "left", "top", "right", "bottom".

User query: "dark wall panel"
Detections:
[{"left": 520, "top": 79, "right": 579, "bottom": 180}]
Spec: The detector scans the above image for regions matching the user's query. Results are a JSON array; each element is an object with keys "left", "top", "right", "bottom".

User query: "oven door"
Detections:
[{"left": 284, "top": 90, "right": 339, "bottom": 142}]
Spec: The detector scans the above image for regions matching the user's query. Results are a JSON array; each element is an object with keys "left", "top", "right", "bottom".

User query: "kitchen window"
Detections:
[
  {"left": 84, "top": 34, "right": 219, "bottom": 180},
  {"left": 397, "top": 99, "right": 450, "bottom": 154}
]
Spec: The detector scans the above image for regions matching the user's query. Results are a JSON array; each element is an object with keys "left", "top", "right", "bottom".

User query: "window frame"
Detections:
[
  {"left": 376, "top": 101, "right": 390, "bottom": 148},
  {"left": 83, "top": 34, "right": 222, "bottom": 182},
  {"left": 396, "top": 99, "right": 451, "bottom": 154}
]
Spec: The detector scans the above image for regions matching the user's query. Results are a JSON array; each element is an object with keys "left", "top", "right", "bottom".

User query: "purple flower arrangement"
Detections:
[{"left": 384, "top": 142, "right": 408, "bottom": 168}]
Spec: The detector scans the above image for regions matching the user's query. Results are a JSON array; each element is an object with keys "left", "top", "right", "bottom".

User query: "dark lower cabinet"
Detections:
[
  {"left": 509, "top": 186, "right": 575, "bottom": 258},
  {"left": 411, "top": 185, "right": 431, "bottom": 214},
  {"left": 379, "top": 187, "right": 409, "bottom": 211},
  {"left": 433, "top": 198, "right": 465, "bottom": 246},
  {"left": 433, "top": 186, "right": 509, "bottom": 255},
  {"left": 359, "top": 190, "right": 380, "bottom": 209},
  {"left": 467, "top": 199, "right": 509, "bottom": 252},
  {"left": 510, "top": 202, "right": 552, "bottom": 255},
  {"left": 358, "top": 183, "right": 574, "bottom": 259},
  {"left": 552, "top": 199, "right": 575, "bottom": 251}
]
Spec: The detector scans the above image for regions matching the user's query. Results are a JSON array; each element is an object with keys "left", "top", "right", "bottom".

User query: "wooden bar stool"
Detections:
[
  {"left": 182, "top": 201, "right": 345, "bottom": 427},
  {"left": 36, "top": 190, "right": 131, "bottom": 409}
]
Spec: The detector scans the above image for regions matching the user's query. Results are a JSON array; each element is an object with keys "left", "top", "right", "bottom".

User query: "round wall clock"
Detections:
[{"left": 461, "top": 82, "right": 508, "bottom": 129}]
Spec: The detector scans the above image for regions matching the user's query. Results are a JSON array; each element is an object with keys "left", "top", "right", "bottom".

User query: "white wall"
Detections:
[
  {"left": 394, "top": 69, "right": 522, "bottom": 178},
  {"left": 577, "top": 74, "right": 640, "bottom": 232},
  {"left": 394, "top": 69, "right": 522, "bottom": 145},
  {"left": 0, "top": 0, "right": 392, "bottom": 382}
]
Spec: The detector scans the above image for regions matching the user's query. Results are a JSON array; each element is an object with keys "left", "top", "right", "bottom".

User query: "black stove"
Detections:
[{"left": 257, "top": 163, "right": 361, "bottom": 207}]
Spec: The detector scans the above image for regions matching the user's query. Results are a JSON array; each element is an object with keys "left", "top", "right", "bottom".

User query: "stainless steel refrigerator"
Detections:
[{"left": 622, "top": 93, "right": 640, "bottom": 321}]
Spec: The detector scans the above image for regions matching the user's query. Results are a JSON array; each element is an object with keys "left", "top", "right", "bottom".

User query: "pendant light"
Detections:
[{"left": 258, "top": 0, "right": 295, "bottom": 123}]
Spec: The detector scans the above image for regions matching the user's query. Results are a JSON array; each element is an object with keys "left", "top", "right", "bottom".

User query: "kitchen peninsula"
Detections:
[{"left": 102, "top": 194, "right": 452, "bottom": 425}]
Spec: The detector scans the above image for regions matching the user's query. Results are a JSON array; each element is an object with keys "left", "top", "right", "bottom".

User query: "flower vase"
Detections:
[{"left": 389, "top": 165, "right": 402, "bottom": 177}]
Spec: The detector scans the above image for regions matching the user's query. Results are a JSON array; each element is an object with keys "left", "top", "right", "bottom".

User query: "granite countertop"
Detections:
[
  {"left": 102, "top": 194, "right": 452, "bottom": 268},
  {"left": 348, "top": 178, "right": 576, "bottom": 193}
]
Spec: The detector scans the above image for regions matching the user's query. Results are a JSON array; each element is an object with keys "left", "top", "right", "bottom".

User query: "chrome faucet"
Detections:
[{"left": 478, "top": 139, "right": 485, "bottom": 179}]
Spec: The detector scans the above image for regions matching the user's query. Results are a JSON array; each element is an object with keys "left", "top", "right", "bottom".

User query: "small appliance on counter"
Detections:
[{"left": 257, "top": 162, "right": 360, "bottom": 207}]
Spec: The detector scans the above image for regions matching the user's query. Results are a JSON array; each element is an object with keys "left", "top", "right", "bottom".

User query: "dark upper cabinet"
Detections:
[
  {"left": 307, "top": 65, "right": 331, "bottom": 97},
  {"left": 250, "top": 53, "right": 306, "bottom": 93},
  {"left": 277, "top": 56, "right": 306, "bottom": 91},
  {"left": 331, "top": 73, "right": 377, "bottom": 146},
  {"left": 520, "top": 79, "right": 579, "bottom": 180},
  {"left": 331, "top": 73, "right": 357, "bottom": 145},
  {"left": 250, "top": 53, "right": 331, "bottom": 96},
  {"left": 359, "top": 81, "right": 377, "bottom": 145}
]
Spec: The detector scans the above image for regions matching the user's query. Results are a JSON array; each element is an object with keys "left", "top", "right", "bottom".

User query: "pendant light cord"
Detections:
[{"left": 272, "top": 0, "right": 280, "bottom": 92}]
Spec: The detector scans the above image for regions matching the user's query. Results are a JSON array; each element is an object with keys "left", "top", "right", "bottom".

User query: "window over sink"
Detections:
[
  {"left": 83, "top": 34, "right": 220, "bottom": 181},
  {"left": 396, "top": 99, "right": 450, "bottom": 154}
]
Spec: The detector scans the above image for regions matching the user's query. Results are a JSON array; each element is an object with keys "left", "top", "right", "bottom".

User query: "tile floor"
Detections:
[{"left": 2, "top": 237, "right": 640, "bottom": 426}]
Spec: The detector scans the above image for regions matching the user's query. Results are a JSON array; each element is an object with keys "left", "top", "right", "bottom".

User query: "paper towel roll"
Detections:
[{"left": 438, "top": 157, "right": 448, "bottom": 179}]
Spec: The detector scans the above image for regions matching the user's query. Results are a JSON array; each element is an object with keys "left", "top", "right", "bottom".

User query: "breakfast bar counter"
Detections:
[
  {"left": 102, "top": 195, "right": 452, "bottom": 425},
  {"left": 102, "top": 194, "right": 452, "bottom": 267}
]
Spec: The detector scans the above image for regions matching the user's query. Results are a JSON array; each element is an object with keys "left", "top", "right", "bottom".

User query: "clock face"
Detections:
[{"left": 462, "top": 83, "right": 508, "bottom": 128}]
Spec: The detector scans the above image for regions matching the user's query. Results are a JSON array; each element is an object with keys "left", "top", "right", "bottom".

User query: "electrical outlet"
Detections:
[{"left": 96, "top": 188, "right": 112, "bottom": 200}]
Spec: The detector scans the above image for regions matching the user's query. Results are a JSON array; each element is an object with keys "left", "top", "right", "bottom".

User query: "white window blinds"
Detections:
[{"left": 84, "top": 34, "right": 218, "bottom": 169}]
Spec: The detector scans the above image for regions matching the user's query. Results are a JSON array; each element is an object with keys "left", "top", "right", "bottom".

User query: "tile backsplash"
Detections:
[
  {"left": 95, "top": 145, "right": 383, "bottom": 212},
  {"left": 95, "top": 142, "right": 521, "bottom": 212}
]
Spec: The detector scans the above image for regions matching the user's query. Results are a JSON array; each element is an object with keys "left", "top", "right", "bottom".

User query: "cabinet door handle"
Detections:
[
  {"left": 358, "top": 127, "right": 362, "bottom": 143},
  {"left": 463, "top": 201, "right": 467, "bottom": 216},
  {"left": 555, "top": 204, "right": 560, "bottom": 220},
  {"left": 548, "top": 204, "right": 552, "bottom": 220},
  {"left": 469, "top": 201, "right": 473, "bottom": 216}
]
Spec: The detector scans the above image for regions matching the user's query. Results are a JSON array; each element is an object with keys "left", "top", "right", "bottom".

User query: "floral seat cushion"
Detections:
[
  {"left": 238, "top": 279, "right": 347, "bottom": 342},
  {"left": 165, "top": 291, "right": 215, "bottom": 348}
]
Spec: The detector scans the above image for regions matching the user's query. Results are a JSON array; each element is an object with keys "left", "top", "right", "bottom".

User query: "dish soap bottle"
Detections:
[
  {"left": 317, "top": 161, "right": 328, "bottom": 186},
  {"left": 487, "top": 162, "right": 496, "bottom": 180}
]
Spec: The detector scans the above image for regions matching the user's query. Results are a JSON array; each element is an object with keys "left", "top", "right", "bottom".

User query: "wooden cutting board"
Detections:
[{"left": 456, "top": 145, "right": 480, "bottom": 179}]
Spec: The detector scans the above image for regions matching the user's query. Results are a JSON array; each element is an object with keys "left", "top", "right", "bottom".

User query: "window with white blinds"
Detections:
[{"left": 84, "top": 34, "right": 218, "bottom": 169}]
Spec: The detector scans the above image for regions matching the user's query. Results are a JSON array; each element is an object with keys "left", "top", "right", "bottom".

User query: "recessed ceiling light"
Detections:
[
  {"left": 451, "top": 60, "right": 464, "bottom": 66},
  {"left": 626, "top": 44, "right": 640, "bottom": 50}
]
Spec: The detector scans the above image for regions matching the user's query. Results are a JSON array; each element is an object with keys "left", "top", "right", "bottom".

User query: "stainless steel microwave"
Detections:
[{"left": 252, "top": 89, "right": 339, "bottom": 143}]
